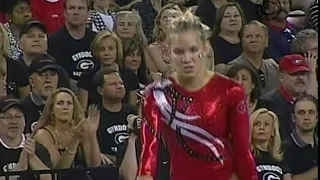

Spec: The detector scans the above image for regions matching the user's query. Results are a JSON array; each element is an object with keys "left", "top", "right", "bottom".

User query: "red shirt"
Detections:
[
  {"left": 31, "top": 0, "right": 65, "bottom": 34},
  {"left": 139, "top": 74, "right": 258, "bottom": 180}
]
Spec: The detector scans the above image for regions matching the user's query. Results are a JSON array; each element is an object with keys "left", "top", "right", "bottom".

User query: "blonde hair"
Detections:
[
  {"left": 153, "top": 4, "right": 182, "bottom": 42},
  {"left": 168, "top": 10, "right": 208, "bottom": 45},
  {"left": 0, "top": 23, "right": 11, "bottom": 57},
  {"left": 90, "top": 30, "right": 123, "bottom": 65},
  {"left": 33, "top": 88, "right": 85, "bottom": 135},
  {"left": 114, "top": 10, "right": 148, "bottom": 46},
  {"left": 249, "top": 108, "right": 283, "bottom": 161}
]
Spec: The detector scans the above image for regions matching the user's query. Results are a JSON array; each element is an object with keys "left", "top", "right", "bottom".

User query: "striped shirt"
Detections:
[{"left": 306, "top": 0, "right": 318, "bottom": 31}]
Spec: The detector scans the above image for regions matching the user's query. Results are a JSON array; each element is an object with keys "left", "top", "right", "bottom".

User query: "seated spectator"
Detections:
[
  {"left": 131, "top": 0, "right": 168, "bottom": 43},
  {"left": 121, "top": 39, "right": 150, "bottom": 86},
  {"left": 113, "top": 10, "right": 148, "bottom": 46},
  {"left": 0, "top": 97, "right": 51, "bottom": 180},
  {"left": 261, "top": 54, "right": 311, "bottom": 139},
  {"left": 283, "top": 94, "right": 318, "bottom": 180},
  {"left": 93, "top": 69, "right": 136, "bottom": 165},
  {"left": 77, "top": 31, "right": 139, "bottom": 109},
  {"left": 263, "top": 0, "right": 297, "bottom": 62},
  {"left": 0, "top": 23, "right": 30, "bottom": 98},
  {"left": 3, "top": 0, "right": 32, "bottom": 60},
  {"left": 48, "top": 0, "right": 96, "bottom": 93},
  {"left": 226, "top": 64, "right": 264, "bottom": 115},
  {"left": 291, "top": 29, "right": 318, "bottom": 98},
  {"left": 305, "top": 0, "right": 318, "bottom": 31},
  {"left": 147, "top": 4, "right": 182, "bottom": 77},
  {"left": 33, "top": 88, "right": 101, "bottom": 171},
  {"left": 196, "top": 0, "right": 230, "bottom": 29},
  {"left": 227, "top": 20, "right": 280, "bottom": 96},
  {"left": 88, "top": 0, "right": 116, "bottom": 32},
  {"left": 21, "top": 55, "right": 60, "bottom": 133},
  {"left": 210, "top": 2, "right": 244, "bottom": 64},
  {"left": 19, "top": 21, "right": 70, "bottom": 88},
  {"left": 30, "top": 0, "right": 65, "bottom": 34},
  {"left": 249, "top": 108, "right": 292, "bottom": 180}
]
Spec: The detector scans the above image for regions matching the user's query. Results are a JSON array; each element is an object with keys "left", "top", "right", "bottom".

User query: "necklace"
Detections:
[{"left": 54, "top": 128, "right": 64, "bottom": 150}]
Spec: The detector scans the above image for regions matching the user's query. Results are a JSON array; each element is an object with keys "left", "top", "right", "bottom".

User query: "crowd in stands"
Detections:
[{"left": 0, "top": 0, "right": 318, "bottom": 180}]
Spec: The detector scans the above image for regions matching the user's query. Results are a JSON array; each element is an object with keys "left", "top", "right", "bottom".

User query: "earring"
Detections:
[{"left": 198, "top": 54, "right": 203, "bottom": 59}]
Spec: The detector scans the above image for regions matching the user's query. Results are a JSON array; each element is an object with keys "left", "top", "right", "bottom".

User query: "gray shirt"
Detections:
[{"left": 226, "top": 54, "right": 280, "bottom": 96}]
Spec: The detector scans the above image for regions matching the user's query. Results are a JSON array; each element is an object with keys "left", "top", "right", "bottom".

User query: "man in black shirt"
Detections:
[
  {"left": 283, "top": 94, "right": 318, "bottom": 180},
  {"left": 20, "top": 55, "right": 59, "bottom": 133},
  {"left": 48, "top": 0, "right": 96, "bottom": 93},
  {"left": 0, "top": 97, "right": 51, "bottom": 179},
  {"left": 93, "top": 69, "right": 136, "bottom": 165}
]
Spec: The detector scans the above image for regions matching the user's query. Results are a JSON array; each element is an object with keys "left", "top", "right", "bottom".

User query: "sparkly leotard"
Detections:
[{"left": 138, "top": 74, "right": 258, "bottom": 180}]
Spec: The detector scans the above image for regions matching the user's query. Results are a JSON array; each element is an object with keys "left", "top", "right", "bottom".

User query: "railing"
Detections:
[{"left": 0, "top": 166, "right": 118, "bottom": 180}]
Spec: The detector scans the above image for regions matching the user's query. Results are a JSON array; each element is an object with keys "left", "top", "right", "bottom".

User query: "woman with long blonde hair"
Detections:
[
  {"left": 250, "top": 108, "right": 292, "bottom": 180},
  {"left": 146, "top": 4, "right": 182, "bottom": 77},
  {"left": 33, "top": 88, "right": 101, "bottom": 171}
]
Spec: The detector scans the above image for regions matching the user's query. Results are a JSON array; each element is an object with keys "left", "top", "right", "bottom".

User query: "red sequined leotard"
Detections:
[{"left": 138, "top": 74, "right": 258, "bottom": 180}]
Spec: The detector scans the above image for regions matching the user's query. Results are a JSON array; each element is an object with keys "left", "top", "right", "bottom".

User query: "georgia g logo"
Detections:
[
  {"left": 262, "top": 172, "right": 281, "bottom": 180},
  {"left": 237, "top": 99, "right": 247, "bottom": 114},
  {"left": 114, "top": 132, "right": 129, "bottom": 145},
  {"left": 77, "top": 60, "right": 94, "bottom": 70}
]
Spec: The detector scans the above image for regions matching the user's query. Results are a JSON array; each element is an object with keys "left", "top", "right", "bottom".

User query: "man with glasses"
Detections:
[
  {"left": 21, "top": 55, "right": 59, "bottom": 133},
  {"left": 227, "top": 20, "right": 280, "bottom": 96},
  {"left": 0, "top": 97, "right": 51, "bottom": 180},
  {"left": 261, "top": 54, "right": 311, "bottom": 139}
]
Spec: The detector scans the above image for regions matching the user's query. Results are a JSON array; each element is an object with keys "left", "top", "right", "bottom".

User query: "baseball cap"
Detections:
[
  {"left": 0, "top": 97, "right": 24, "bottom": 113},
  {"left": 28, "top": 54, "right": 58, "bottom": 75},
  {"left": 279, "top": 54, "right": 310, "bottom": 74},
  {"left": 20, "top": 20, "right": 47, "bottom": 38}
]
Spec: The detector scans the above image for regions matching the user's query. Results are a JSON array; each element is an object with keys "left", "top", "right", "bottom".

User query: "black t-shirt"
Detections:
[
  {"left": 255, "top": 150, "right": 288, "bottom": 180},
  {"left": 77, "top": 66, "right": 140, "bottom": 106},
  {"left": 20, "top": 94, "right": 45, "bottom": 133},
  {"left": 6, "top": 58, "right": 30, "bottom": 98},
  {"left": 210, "top": 35, "right": 243, "bottom": 65},
  {"left": 0, "top": 136, "right": 51, "bottom": 176},
  {"left": 98, "top": 104, "right": 136, "bottom": 156},
  {"left": 117, "top": 136, "right": 170, "bottom": 180},
  {"left": 48, "top": 26, "right": 96, "bottom": 80}
]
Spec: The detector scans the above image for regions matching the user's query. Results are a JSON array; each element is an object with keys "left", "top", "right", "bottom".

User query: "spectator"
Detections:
[
  {"left": 18, "top": 21, "right": 70, "bottom": 89},
  {"left": 261, "top": 54, "right": 311, "bottom": 139},
  {"left": 33, "top": 88, "right": 101, "bottom": 171},
  {"left": 48, "top": 0, "right": 96, "bottom": 93},
  {"left": 249, "top": 108, "right": 292, "bottom": 180},
  {"left": 131, "top": 0, "right": 168, "bottom": 43},
  {"left": 93, "top": 69, "right": 136, "bottom": 165},
  {"left": 226, "top": 64, "right": 264, "bottom": 115},
  {"left": 3, "top": 0, "right": 32, "bottom": 60},
  {"left": 263, "top": 0, "right": 297, "bottom": 62},
  {"left": 89, "top": 0, "right": 116, "bottom": 32},
  {"left": 0, "top": 23, "right": 30, "bottom": 98},
  {"left": 0, "top": 97, "right": 51, "bottom": 180},
  {"left": 283, "top": 94, "right": 318, "bottom": 180},
  {"left": 77, "top": 31, "right": 139, "bottom": 109},
  {"left": 291, "top": 29, "right": 318, "bottom": 98},
  {"left": 30, "top": 0, "right": 65, "bottom": 34},
  {"left": 121, "top": 39, "right": 150, "bottom": 86},
  {"left": 147, "top": 4, "right": 181, "bottom": 77},
  {"left": 21, "top": 55, "right": 59, "bottom": 133},
  {"left": 195, "top": 0, "right": 230, "bottom": 29},
  {"left": 305, "top": 0, "right": 318, "bottom": 31},
  {"left": 227, "top": 20, "right": 280, "bottom": 96},
  {"left": 210, "top": 2, "right": 244, "bottom": 64},
  {"left": 113, "top": 10, "right": 148, "bottom": 46}
]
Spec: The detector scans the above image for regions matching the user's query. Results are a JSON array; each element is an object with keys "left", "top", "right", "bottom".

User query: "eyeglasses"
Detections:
[
  {"left": 257, "top": 69, "right": 266, "bottom": 88},
  {"left": 283, "top": 28, "right": 296, "bottom": 43},
  {"left": 0, "top": 114, "right": 24, "bottom": 122}
]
